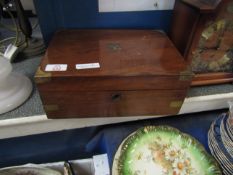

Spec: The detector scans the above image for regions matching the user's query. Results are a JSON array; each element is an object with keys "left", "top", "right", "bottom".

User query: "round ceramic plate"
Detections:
[
  {"left": 226, "top": 115, "right": 233, "bottom": 140},
  {"left": 208, "top": 115, "right": 233, "bottom": 175},
  {"left": 0, "top": 166, "right": 62, "bottom": 175},
  {"left": 220, "top": 115, "right": 233, "bottom": 157},
  {"left": 114, "top": 126, "right": 221, "bottom": 175}
]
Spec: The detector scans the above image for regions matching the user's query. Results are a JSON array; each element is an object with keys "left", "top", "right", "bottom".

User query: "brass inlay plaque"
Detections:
[
  {"left": 107, "top": 43, "right": 122, "bottom": 52},
  {"left": 44, "top": 105, "right": 59, "bottom": 112},
  {"left": 170, "top": 101, "right": 183, "bottom": 108},
  {"left": 34, "top": 66, "right": 51, "bottom": 84},
  {"left": 179, "top": 67, "right": 194, "bottom": 81}
]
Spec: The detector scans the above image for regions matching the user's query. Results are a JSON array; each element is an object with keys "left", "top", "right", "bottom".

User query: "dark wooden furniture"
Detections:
[
  {"left": 170, "top": 0, "right": 233, "bottom": 86},
  {"left": 35, "top": 30, "right": 192, "bottom": 119}
]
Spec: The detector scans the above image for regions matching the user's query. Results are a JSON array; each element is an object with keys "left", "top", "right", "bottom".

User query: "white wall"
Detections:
[{"left": 99, "top": 0, "right": 175, "bottom": 12}]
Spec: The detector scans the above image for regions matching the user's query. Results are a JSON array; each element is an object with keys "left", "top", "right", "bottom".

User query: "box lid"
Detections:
[
  {"left": 38, "top": 30, "right": 191, "bottom": 77},
  {"left": 35, "top": 30, "right": 193, "bottom": 91}
]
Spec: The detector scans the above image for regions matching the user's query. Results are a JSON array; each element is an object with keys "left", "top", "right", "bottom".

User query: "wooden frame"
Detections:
[{"left": 170, "top": 0, "right": 233, "bottom": 86}]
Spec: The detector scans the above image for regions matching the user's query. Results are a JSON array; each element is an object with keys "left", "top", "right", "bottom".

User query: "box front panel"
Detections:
[{"left": 39, "top": 90, "right": 187, "bottom": 118}]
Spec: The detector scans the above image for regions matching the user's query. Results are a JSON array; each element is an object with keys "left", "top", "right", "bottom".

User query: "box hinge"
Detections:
[
  {"left": 170, "top": 101, "right": 183, "bottom": 108},
  {"left": 44, "top": 105, "right": 59, "bottom": 112},
  {"left": 179, "top": 67, "right": 194, "bottom": 81},
  {"left": 34, "top": 66, "right": 51, "bottom": 84}
]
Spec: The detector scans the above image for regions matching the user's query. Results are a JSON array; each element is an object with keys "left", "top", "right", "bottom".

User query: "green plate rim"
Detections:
[{"left": 118, "top": 125, "right": 222, "bottom": 175}]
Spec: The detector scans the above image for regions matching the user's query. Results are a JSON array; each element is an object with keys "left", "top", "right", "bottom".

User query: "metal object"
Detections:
[
  {"left": 169, "top": 100, "right": 183, "bottom": 108},
  {"left": 179, "top": 67, "right": 194, "bottom": 81},
  {"left": 35, "top": 67, "right": 51, "bottom": 84},
  {"left": 44, "top": 105, "right": 59, "bottom": 112}
]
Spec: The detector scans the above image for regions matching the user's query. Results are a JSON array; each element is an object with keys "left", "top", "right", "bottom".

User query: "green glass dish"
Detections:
[{"left": 117, "top": 126, "right": 222, "bottom": 175}]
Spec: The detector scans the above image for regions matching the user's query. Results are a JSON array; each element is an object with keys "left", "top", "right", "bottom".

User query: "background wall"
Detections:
[
  {"left": 33, "top": 0, "right": 174, "bottom": 44},
  {"left": 21, "top": 0, "right": 36, "bottom": 14}
]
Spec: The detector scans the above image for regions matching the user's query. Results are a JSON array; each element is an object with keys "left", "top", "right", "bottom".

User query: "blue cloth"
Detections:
[{"left": 0, "top": 110, "right": 226, "bottom": 169}]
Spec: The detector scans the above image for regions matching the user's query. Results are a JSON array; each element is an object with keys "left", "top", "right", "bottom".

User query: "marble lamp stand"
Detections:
[{"left": 0, "top": 56, "right": 32, "bottom": 114}]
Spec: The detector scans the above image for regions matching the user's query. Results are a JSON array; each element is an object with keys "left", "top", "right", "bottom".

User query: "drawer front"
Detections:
[{"left": 39, "top": 90, "right": 187, "bottom": 118}]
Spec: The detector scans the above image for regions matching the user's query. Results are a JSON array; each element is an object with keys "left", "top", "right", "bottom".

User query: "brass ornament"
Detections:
[{"left": 34, "top": 66, "right": 51, "bottom": 84}]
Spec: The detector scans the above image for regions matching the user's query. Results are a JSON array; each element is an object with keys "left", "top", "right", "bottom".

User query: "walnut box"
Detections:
[{"left": 35, "top": 30, "right": 192, "bottom": 119}]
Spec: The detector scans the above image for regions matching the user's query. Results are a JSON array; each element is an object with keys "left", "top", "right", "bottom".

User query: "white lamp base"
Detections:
[{"left": 0, "top": 73, "right": 32, "bottom": 114}]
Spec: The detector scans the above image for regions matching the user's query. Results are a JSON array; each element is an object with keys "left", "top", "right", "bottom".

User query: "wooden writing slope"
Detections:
[{"left": 35, "top": 30, "right": 192, "bottom": 119}]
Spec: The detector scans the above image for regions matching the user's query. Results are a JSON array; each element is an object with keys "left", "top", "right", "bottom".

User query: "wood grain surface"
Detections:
[{"left": 35, "top": 30, "right": 192, "bottom": 118}]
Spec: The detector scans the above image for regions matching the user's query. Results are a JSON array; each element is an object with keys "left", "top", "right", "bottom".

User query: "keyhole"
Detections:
[
  {"left": 154, "top": 2, "right": 158, "bottom": 8},
  {"left": 112, "top": 93, "right": 121, "bottom": 101}
]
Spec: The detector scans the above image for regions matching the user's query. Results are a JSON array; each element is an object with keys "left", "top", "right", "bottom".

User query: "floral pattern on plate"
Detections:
[{"left": 118, "top": 126, "right": 221, "bottom": 175}]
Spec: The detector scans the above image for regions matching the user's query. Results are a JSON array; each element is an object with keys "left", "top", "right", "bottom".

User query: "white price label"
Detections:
[
  {"left": 93, "top": 154, "right": 110, "bottom": 175},
  {"left": 45, "top": 64, "right": 67, "bottom": 71},
  {"left": 76, "top": 63, "right": 100, "bottom": 70}
]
